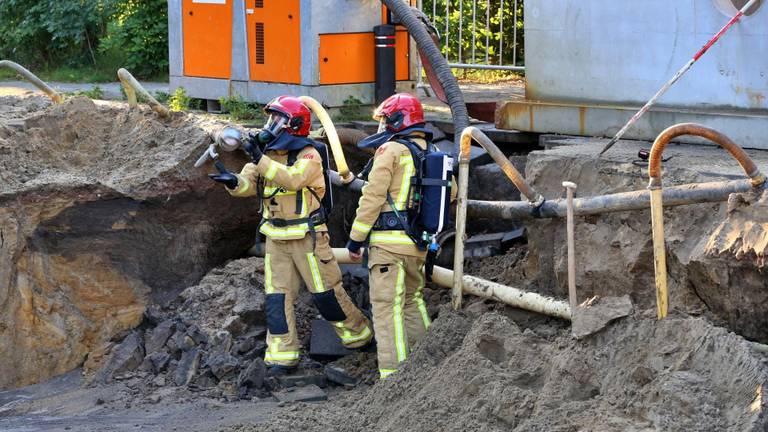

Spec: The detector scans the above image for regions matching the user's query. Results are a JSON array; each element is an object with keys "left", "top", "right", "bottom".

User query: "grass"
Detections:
[
  {"left": 452, "top": 68, "right": 525, "bottom": 85},
  {"left": 62, "top": 86, "right": 104, "bottom": 100}
]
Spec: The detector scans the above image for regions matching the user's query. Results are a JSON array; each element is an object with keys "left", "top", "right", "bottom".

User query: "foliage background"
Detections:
[
  {"left": 420, "top": 0, "right": 524, "bottom": 66},
  {"left": 0, "top": 0, "right": 168, "bottom": 80}
]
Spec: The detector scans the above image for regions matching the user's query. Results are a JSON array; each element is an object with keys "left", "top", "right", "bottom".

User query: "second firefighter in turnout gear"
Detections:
[
  {"left": 210, "top": 96, "right": 372, "bottom": 372},
  {"left": 347, "top": 93, "right": 455, "bottom": 379}
]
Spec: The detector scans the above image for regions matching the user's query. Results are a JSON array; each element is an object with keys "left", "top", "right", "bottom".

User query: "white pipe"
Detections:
[
  {"left": 0, "top": 60, "right": 63, "bottom": 103},
  {"left": 330, "top": 248, "right": 572, "bottom": 320},
  {"left": 117, "top": 68, "right": 169, "bottom": 117},
  {"left": 298, "top": 96, "right": 354, "bottom": 183}
]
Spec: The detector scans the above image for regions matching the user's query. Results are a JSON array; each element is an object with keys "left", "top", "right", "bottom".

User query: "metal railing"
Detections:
[{"left": 418, "top": 0, "right": 525, "bottom": 71}]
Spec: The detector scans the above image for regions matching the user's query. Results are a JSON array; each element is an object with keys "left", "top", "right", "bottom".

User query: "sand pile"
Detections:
[
  {"left": 237, "top": 308, "right": 768, "bottom": 432},
  {"left": 0, "top": 95, "right": 262, "bottom": 389}
]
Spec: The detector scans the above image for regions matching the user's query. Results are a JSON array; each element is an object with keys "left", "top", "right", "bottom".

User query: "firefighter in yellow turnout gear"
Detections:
[
  {"left": 210, "top": 96, "right": 372, "bottom": 374},
  {"left": 347, "top": 93, "right": 454, "bottom": 378}
]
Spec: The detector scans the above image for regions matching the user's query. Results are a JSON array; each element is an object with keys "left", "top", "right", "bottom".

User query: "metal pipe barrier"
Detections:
[
  {"left": 647, "top": 123, "right": 766, "bottom": 319},
  {"left": 0, "top": 60, "right": 63, "bottom": 104},
  {"left": 117, "top": 68, "right": 169, "bottom": 117},
  {"left": 453, "top": 126, "right": 543, "bottom": 309},
  {"left": 418, "top": 0, "right": 524, "bottom": 71},
  {"left": 465, "top": 179, "right": 759, "bottom": 220}
]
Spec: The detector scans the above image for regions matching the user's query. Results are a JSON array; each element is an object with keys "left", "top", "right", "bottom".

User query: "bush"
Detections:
[
  {"left": 219, "top": 94, "right": 265, "bottom": 122},
  {"left": 169, "top": 87, "right": 192, "bottom": 111},
  {"left": 335, "top": 96, "right": 370, "bottom": 122},
  {"left": 64, "top": 85, "right": 105, "bottom": 100}
]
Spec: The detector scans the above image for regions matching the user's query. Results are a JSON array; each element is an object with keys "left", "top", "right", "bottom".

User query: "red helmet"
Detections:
[
  {"left": 373, "top": 93, "right": 425, "bottom": 133},
  {"left": 264, "top": 96, "right": 311, "bottom": 136}
]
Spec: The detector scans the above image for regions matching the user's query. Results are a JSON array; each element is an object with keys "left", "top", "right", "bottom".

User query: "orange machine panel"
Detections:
[
  {"left": 182, "top": 0, "right": 233, "bottom": 79},
  {"left": 318, "top": 31, "right": 410, "bottom": 85},
  {"left": 246, "top": 0, "right": 301, "bottom": 84}
]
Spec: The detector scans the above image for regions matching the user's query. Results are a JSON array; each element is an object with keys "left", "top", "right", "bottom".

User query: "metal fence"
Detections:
[{"left": 417, "top": 0, "right": 525, "bottom": 71}]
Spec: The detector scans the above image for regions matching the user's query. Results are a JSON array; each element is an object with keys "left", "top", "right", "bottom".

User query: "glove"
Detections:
[
  {"left": 346, "top": 239, "right": 364, "bottom": 262},
  {"left": 244, "top": 133, "right": 264, "bottom": 164},
  {"left": 208, "top": 161, "right": 239, "bottom": 189},
  {"left": 346, "top": 239, "right": 364, "bottom": 254}
]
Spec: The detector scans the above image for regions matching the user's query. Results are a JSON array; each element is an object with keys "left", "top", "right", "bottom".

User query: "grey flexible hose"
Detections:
[{"left": 380, "top": 0, "right": 470, "bottom": 160}]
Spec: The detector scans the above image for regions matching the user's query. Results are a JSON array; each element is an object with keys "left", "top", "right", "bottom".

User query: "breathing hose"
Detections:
[
  {"left": 298, "top": 96, "right": 355, "bottom": 183},
  {"left": 380, "top": 0, "right": 470, "bottom": 160}
]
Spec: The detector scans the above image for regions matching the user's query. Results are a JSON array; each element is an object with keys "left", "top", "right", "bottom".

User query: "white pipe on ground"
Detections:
[{"left": 330, "top": 248, "right": 572, "bottom": 320}]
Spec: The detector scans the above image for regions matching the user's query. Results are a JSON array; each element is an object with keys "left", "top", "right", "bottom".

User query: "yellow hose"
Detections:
[{"left": 298, "top": 96, "right": 354, "bottom": 183}]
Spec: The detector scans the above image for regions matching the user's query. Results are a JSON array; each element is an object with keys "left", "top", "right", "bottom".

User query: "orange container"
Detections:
[
  {"left": 245, "top": 0, "right": 301, "bottom": 84},
  {"left": 318, "top": 31, "right": 410, "bottom": 85},
  {"left": 182, "top": 0, "right": 233, "bottom": 79}
]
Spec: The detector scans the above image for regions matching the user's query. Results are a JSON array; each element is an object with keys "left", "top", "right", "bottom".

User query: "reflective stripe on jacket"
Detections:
[
  {"left": 350, "top": 138, "right": 427, "bottom": 257},
  {"left": 228, "top": 145, "right": 327, "bottom": 240}
]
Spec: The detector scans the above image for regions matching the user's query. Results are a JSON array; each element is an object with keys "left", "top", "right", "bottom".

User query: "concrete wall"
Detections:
[{"left": 525, "top": 0, "right": 768, "bottom": 111}]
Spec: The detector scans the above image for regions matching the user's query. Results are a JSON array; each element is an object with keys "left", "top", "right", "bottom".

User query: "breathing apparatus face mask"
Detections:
[{"left": 258, "top": 113, "right": 289, "bottom": 145}]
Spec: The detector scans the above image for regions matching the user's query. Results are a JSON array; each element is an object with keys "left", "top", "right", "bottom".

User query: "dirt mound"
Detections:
[
  {"left": 0, "top": 96, "right": 214, "bottom": 194},
  {"left": 0, "top": 95, "right": 262, "bottom": 389},
  {"left": 239, "top": 309, "right": 767, "bottom": 432},
  {"left": 521, "top": 143, "right": 768, "bottom": 343}
]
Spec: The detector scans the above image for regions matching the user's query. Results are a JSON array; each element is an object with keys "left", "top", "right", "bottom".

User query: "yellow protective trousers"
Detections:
[
  {"left": 263, "top": 232, "right": 372, "bottom": 367},
  {"left": 367, "top": 246, "right": 431, "bottom": 378}
]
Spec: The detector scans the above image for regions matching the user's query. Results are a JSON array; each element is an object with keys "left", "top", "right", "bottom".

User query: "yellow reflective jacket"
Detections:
[
  {"left": 227, "top": 146, "right": 327, "bottom": 241},
  {"left": 350, "top": 137, "right": 451, "bottom": 258}
]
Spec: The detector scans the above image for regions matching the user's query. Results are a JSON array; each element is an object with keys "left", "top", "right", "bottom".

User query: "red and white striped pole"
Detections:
[{"left": 598, "top": 0, "right": 759, "bottom": 156}]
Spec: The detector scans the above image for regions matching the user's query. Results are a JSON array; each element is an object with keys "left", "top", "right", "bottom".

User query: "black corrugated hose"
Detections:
[{"left": 380, "top": 0, "right": 470, "bottom": 161}]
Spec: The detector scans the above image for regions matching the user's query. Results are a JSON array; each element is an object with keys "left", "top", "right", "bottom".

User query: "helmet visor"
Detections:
[
  {"left": 264, "top": 113, "right": 288, "bottom": 137},
  {"left": 376, "top": 116, "right": 388, "bottom": 133}
]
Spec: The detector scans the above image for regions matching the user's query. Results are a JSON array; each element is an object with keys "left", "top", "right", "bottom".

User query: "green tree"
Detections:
[
  {"left": 0, "top": 0, "right": 118, "bottom": 68},
  {"left": 0, "top": 0, "right": 168, "bottom": 79},
  {"left": 100, "top": 0, "right": 168, "bottom": 78}
]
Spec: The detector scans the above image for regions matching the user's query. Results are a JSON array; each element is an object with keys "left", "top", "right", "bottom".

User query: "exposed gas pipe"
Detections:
[
  {"left": 466, "top": 179, "right": 759, "bottom": 220},
  {"left": 336, "top": 248, "right": 571, "bottom": 320},
  {"left": 0, "top": 60, "right": 63, "bottom": 104},
  {"left": 453, "top": 126, "right": 544, "bottom": 309},
  {"left": 647, "top": 123, "right": 766, "bottom": 319}
]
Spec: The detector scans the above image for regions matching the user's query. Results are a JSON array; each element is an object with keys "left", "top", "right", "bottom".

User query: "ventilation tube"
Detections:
[
  {"left": 298, "top": 96, "right": 355, "bottom": 183},
  {"left": 380, "top": 0, "right": 470, "bottom": 159}
]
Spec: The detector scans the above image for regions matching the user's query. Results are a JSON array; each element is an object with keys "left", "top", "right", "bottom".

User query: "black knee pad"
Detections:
[
  {"left": 266, "top": 293, "right": 289, "bottom": 334},
  {"left": 312, "top": 290, "right": 347, "bottom": 322}
]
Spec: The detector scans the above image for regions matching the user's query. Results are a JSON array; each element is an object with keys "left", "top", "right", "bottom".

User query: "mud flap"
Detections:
[
  {"left": 266, "top": 293, "right": 289, "bottom": 334},
  {"left": 312, "top": 290, "right": 347, "bottom": 322}
]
